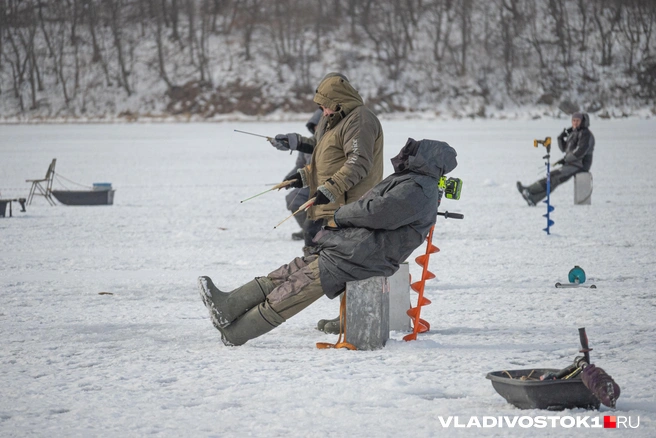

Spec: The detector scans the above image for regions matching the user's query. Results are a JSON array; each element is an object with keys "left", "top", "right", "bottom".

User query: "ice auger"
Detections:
[
  {"left": 403, "top": 181, "right": 464, "bottom": 341},
  {"left": 534, "top": 137, "right": 554, "bottom": 234},
  {"left": 403, "top": 226, "right": 439, "bottom": 341}
]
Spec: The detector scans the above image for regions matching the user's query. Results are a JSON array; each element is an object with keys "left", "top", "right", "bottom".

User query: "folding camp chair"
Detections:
[{"left": 26, "top": 158, "right": 57, "bottom": 205}]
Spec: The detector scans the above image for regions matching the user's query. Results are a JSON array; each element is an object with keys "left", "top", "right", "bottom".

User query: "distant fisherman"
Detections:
[{"left": 517, "top": 112, "right": 595, "bottom": 205}]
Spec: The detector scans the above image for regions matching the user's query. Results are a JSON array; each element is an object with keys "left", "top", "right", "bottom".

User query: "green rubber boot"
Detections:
[
  {"left": 517, "top": 181, "right": 545, "bottom": 206},
  {"left": 199, "top": 276, "right": 275, "bottom": 329},
  {"left": 317, "top": 316, "right": 341, "bottom": 334},
  {"left": 219, "top": 303, "right": 285, "bottom": 346}
]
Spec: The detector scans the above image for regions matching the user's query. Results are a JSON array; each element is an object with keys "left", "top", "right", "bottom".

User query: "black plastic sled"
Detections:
[{"left": 486, "top": 368, "right": 600, "bottom": 411}]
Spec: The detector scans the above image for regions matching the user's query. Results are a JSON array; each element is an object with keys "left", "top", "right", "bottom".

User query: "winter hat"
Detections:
[
  {"left": 391, "top": 138, "right": 420, "bottom": 173},
  {"left": 572, "top": 112, "right": 584, "bottom": 120}
]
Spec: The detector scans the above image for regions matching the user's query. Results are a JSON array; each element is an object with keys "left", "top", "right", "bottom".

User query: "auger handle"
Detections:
[
  {"left": 578, "top": 327, "right": 592, "bottom": 365},
  {"left": 438, "top": 211, "right": 464, "bottom": 219}
]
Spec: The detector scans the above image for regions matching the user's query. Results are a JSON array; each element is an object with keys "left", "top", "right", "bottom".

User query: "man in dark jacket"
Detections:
[
  {"left": 199, "top": 138, "right": 458, "bottom": 346},
  {"left": 284, "top": 109, "right": 323, "bottom": 242},
  {"left": 517, "top": 112, "right": 595, "bottom": 206}
]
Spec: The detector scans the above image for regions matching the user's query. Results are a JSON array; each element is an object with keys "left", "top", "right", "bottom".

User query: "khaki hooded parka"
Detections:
[{"left": 298, "top": 73, "right": 384, "bottom": 221}]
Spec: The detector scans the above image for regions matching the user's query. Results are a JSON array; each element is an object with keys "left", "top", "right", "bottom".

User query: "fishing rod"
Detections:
[
  {"left": 274, "top": 197, "right": 316, "bottom": 229},
  {"left": 234, "top": 129, "right": 274, "bottom": 142},
  {"left": 240, "top": 180, "right": 294, "bottom": 203}
]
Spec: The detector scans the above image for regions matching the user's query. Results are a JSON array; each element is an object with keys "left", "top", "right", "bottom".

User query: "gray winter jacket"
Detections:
[
  {"left": 315, "top": 139, "right": 458, "bottom": 298},
  {"left": 558, "top": 113, "right": 595, "bottom": 171}
]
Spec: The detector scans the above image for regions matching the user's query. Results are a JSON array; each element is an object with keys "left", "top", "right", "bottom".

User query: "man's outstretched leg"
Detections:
[
  {"left": 517, "top": 167, "right": 580, "bottom": 206},
  {"left": 199, "top": 256, "right": 324, "bottom": 346}
]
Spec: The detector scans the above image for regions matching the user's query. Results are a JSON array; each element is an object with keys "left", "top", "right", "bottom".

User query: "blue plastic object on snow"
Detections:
[
  {"left": 568, "top": 266, "right": 586, "bottom": 284},
  {"left": 93, "top": 182, "right": 113, "bottom": 191}
]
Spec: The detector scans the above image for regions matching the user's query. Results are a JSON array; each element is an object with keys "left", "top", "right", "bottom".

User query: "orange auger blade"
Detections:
[{"left": 403, "top": 225, "right": 439, "bottom": 342}]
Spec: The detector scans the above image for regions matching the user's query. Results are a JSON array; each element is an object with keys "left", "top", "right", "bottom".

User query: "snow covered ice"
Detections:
[{"left": 1, "top": 118, "right": 655, "bottom": 436}]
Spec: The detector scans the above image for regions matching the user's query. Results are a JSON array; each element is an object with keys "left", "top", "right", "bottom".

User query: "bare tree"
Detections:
[
  {"left": 235, "top": 0, "right": 261, "bottom": 61},
  {"left": 70, "top": 0, "right": 81, "bottom": 92},
  {"left": 576, "top": 0, "right": 591, "bottom": 51},
  {"left": 49, "top": 2, "right": 72, "bottom": 106},
  {"left": 456, "top": 0, "right": 472, "bottom": 75},
  {"left": 197, "top": 0, "right": 212, "bottom": 83},
  {"left": 618, "top": 0, "right": 650, "bottom": 72},
  {"left": 10, "top": 1, "right": 40, "bottom": 109},
  {"left": 83, "top": 0, "right": 113, "bottom": 86},
  {"left": 426, "top": 0, "right": 455, "bottom": 70},
  {"left": 592, "top": 0, "right": 622, "bottom": 66},
  {"left": 150, "top": 0, "right": 172, "bottom": 88},
  {"left": 104, "top": 0, "right": 132, "bottom": 96},
  {"left": 0, "top": 0, "right": 6, "bottom": 74},
  {"left": 498, "top": 0, "right": 519, "bottom": 89},
  {"left": 360, "top": 0, "right": 420, "bottom": 80},
  {"left": 169, "top": 0, "right": 182, "bottom": 44},
  {"left": 547, "top": 0, "right": 573, "bottom": 67}
]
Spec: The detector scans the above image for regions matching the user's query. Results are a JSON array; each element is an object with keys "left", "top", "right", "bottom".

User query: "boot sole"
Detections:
[
  {"left": 520, "top": 189, "right": 536, "bottom": 206},
  {"left": 198, "top": 277, "right": 231, "bottom": 329}
]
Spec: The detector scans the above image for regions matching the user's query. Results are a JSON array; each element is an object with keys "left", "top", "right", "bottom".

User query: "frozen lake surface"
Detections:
[{"left": 1, "top": 118, "right": 655, "bottom": 436}]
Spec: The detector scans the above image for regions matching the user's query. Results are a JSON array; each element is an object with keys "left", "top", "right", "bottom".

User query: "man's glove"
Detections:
[
  {"left": 554, "top": 158, "right": 565, "bottom": 166},
  {"left": 285, "top": 172, "right": 303, "bottom": 188},
  {"left": 558, "top": 127, "right": 572, "bottom": 139},
  {"left": 269, "top": 133, "right": 302, "bottom": 151},
  {"left": 313, "top": 190, "right": 331, "bottom": 205},
  {"left": 312, "top": 181, "right": 336, "bottom": 205}
]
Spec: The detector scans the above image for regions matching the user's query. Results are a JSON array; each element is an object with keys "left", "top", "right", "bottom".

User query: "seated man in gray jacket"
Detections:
[
  {"left": 517, "top": 112, "right": 595, "bottom": 206},
  {"left": 199, "top": 138, "right": 458, "bottom": 346}
]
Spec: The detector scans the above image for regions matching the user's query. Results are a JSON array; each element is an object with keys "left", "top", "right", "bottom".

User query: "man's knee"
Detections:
[
  {"left": 267, "top": 255, "right": 319, "bottom": 284},
  {"left": 267, "top": 260, "right": 323, "bottom": 319}
]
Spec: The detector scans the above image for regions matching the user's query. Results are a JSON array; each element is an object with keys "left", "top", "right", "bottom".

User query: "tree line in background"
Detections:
[{"left": 1, "top": 0, "right": 655, "bottom": 117}]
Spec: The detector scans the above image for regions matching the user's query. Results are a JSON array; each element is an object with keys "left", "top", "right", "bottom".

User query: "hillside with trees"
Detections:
[{"left": 1, "top": 0, "right": 655, "bottom": 121}]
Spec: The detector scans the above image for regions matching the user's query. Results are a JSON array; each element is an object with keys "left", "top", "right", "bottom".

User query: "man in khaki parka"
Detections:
[
  {"left": 269, "top": 72, "right": 384, "bottom": 333},
  {"left": 271, "top": 72, "right": 384, "bottom": 225}
]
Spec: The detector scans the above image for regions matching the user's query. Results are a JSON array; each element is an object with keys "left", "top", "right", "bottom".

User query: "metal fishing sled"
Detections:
[{"left": 487, "top": 328, "right": 619, "bottom": 410}]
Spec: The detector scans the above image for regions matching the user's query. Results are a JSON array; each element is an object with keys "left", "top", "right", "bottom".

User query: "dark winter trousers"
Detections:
[
  {"left": 265, "top": 255, "right": 325, "bottom": 320},
  {"left": 286, "top": 188, "right": 322, "bottom": 247},
  {"left": 525, "top": 164, "right": 582, "bottom": 204}
]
